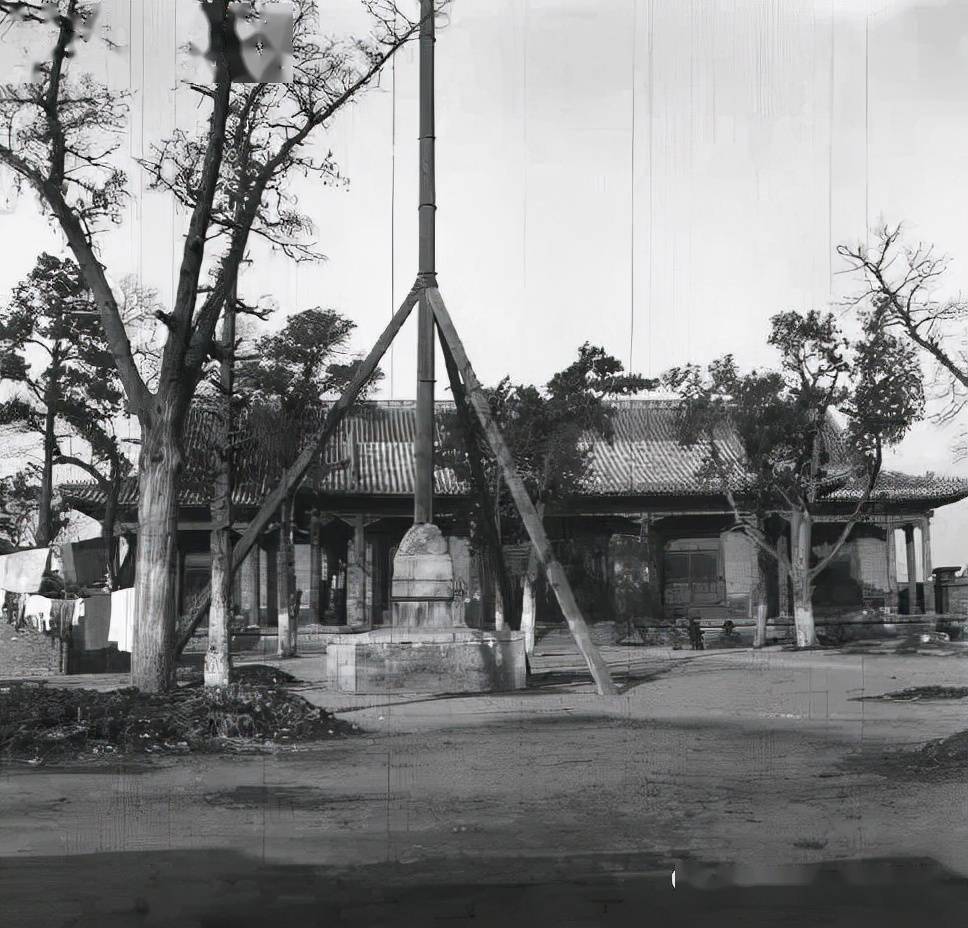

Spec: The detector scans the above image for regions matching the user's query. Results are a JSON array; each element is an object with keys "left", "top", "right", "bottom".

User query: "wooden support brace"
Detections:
[
  {"left": 175, "top": 284, "right": 422, "bottom": 654},
  {"left": 439, "top": 333, "right": 515, "bottom": 627},
  {"left": 428, "top": 288, "right": 617, "bottom": 696}
]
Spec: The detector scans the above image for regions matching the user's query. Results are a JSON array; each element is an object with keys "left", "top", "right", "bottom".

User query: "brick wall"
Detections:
[
  {"left": 0, "top": 623, "right": 65, "bottom": 679},
  {"left": 938, "top": 576, "right": 968, "bottom": 616}
]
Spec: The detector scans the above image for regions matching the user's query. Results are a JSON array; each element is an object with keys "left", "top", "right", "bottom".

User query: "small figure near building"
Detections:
[{"left": 688, "top": 617, "right": 705, "bottom": 651}]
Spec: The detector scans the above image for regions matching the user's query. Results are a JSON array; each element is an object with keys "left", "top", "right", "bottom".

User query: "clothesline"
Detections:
[{"left": 10, "top": 588, "right": 136, "bottom": 654}]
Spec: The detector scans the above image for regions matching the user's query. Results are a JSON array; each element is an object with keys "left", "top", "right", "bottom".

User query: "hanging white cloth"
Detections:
[
  {"left": 109, "top": 587, "right": 136, "bottom": 653},
  {"left": 23, "top": 594, "right": 54, "bottom": 632},
  {"left": 0, "top": 548, "right": 51, "bottom": 594}
]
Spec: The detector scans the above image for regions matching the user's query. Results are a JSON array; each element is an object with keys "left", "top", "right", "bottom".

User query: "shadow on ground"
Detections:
[{"left": 2, "top": 848, "right": 966, "bottom": 927}]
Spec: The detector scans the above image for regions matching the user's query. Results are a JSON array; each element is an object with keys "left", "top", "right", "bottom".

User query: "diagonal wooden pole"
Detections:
[
  {"left": 175, "top": 284, "right": 422, "bottom": 654},
  {"left": 428, "top": 288, "right": 618, "bottom": 696},
  {"left": 439, "top": 329, "right": 516, "bottom": 627}
]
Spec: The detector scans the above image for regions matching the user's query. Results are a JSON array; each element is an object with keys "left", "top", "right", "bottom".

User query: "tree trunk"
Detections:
[
  {"left": 752, "top": 537, "right": 770, "bottom": 648},
  {"left": 520, "top": 501, "right": 546, "bottom": 647},
  {"left": 35, "top": 406, "right": 57, "bottom": 547},
  {"left": 205, "top": 296, "right": 236, "bottom": 687},
  {"left": 494, "top": 588, "right": 506, "bottom": 630},
  {"left": 102, "top": 477, "right": 120, "bottom": 591},
  {"left": 276, "top": 495, "right": 298, "bottom": 657},
  {"left": 206, "top": 498, "right": 233, "bottom": 686},
  {"left": 754, "top": 603, "right": 768, "bottom": 649},
  {"left": 789, "top": 509, "right": 817, "bottom": 648},
  {"left": 132, "top": 417, "right": 182, "bottom": 693},
  {"left": 309, "top": 510, "right": 321, "bottom": 622},
  {"left": 521, "top": 574, "right": 536, "bottom": 656},
  {"left": 479, "top": 549, "right": 495, "bottom": 627}
]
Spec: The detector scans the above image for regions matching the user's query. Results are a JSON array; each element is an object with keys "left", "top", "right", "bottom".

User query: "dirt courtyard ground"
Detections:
[{"left": 2, "top": 633, "right": 968, "bottom": 926}]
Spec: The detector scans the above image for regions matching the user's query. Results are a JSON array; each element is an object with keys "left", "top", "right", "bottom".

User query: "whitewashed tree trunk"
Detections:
[
  {"left": 754, "top": 602, "right": 768, "bottom": 649},
  {"left": 521, "top": 575, "right": 536, "bottom": 656},
  {"left": 789, "top": 509, "right": 818, "bottom": 648},
  {"left": 205, "top": 299, "right": 235, "bottom": 687},
  {"left": 131, "top": 417, "right": 181, "bottom": 692},
  {"left": 204, "top": 461, "right": 232, "bottom": 686},
  {"left": 205, "top": 505, "right": 232, "bottom": 686}
]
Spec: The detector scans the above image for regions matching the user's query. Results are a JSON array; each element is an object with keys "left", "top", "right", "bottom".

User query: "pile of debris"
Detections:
[
  {"left": 915, "top": 730, "right": 968, "bottom": 769},
  {"left": 175, "top": 662, "right": 298, "bottom": 688},
  {"left": 859, "top": 685, "right": 968, "bottom": 702},
  {"left": 858, "top": 726, "right": 968, "bottom": 781},
  {"left": 0, "top": 672, "right": 355, "bottom": 764}
]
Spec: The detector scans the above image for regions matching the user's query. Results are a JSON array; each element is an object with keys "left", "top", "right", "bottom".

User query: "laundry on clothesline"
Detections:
[
  {"left": 48, "top": 599, "right": 76, "bottom": 639},
  {"left": 0, "top": 547, "right": 51, "bottom": 594},
  {"left": 76, "top": 594, "right": 111, "bottom": 651},
  {"left": 109, "top": 587, "right": 136, "bottom": 653},
  {"left": 23, "top": 594, "right": 54, "bottom": 633}
]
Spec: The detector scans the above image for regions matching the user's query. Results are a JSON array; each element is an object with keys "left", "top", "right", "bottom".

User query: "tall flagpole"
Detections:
[{"left": 414, "top": 0, "right": 437, "bottom": 524}]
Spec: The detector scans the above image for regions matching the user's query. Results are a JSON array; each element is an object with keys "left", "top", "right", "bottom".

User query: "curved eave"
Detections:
[{"left": 59, "top": 473, "right": 968, "bottom": 516}]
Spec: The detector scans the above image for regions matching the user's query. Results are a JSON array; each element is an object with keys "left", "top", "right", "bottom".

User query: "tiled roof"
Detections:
[
  {"left": 581, "top": 401, "right": 968, "bottom": 503},
  {"left": 60, "top": 402, "right": 466, "bottom": 510},
  {"left": 59, "top": 399, "right": 968, "bottom": 510}
]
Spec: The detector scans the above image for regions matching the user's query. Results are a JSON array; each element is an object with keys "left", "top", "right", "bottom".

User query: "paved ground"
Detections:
[{"left": 2, "top": 632, "right": 968, "bottom": 925}]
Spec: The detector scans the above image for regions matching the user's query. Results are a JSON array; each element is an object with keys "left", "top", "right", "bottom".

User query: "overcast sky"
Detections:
[{"left": 2, "top": 0, "right": 968, "bottom": 562}]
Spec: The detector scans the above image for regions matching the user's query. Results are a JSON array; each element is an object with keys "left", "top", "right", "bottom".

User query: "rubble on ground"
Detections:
[
  {"left": 0, "top": 669, "right": 355, "bottom": 765},
  {"left": 858, "top": 685, "right": 968, "bottom": 701},
  {"left": 914, "top": 730, "right": 968, "bottom": 770}
]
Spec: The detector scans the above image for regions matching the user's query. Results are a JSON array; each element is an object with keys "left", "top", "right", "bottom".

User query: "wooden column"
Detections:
[
  {"left": 921, "top": 516, "right": 935, "bottom": 614},
  {"left": 241, "top": 544, "right": 260, "bottom": 625},
  {"left": 885, "top": 526, "right": 898, "bottom": 614},
  {"left": 370, "top": 536, "right": 384, "bottom": 625},
  {"left": 345, "top": 515, "right": 367, "bottom": 626},
  {"left": 321, "top": 542, "right": 332, "bottom": 621},
  {"left": 309, "top": 510, "right": 321, "bottom": 621},
  {"left": 276, "top": 497, "right": 298, "bottom": 656},
  {"left": 777, "top": 528, "right": 791, "bottom": 616},
  {"left": 265, "top": 533, "right": 279, "bottom": 626},
  {"left": 641, "top": 516, "right": 662, "bottom": 617},
  {"left": 364, "top": 540, "right": 374, "bottom": 624},
  {"left": 904, "top": 523, "right": 919, "bottom": 615}
]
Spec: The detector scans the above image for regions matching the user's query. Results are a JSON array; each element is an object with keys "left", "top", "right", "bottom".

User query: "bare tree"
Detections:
[
  {"left": 0, "top": 0, "right": 435, "bottom": 691},
  {"left": 839, "top": 225, "right": 968, "bottom": 450}
]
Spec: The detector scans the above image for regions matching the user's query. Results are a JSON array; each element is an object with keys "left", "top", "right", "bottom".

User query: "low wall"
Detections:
[
  {"left": 67, "top": 647, "right": 131, "bottom": 674},
  {"left": 574, "top": 614, "right": 966, "bottom": 648},
  {"left": 937, "top": 576, "right": 968, "bottom": 616},
  {"left": 182, "top": 625, "right": 345, "bottom": 657},
  {"left": 326, "top": 628, "right": 527, "bottom": 694},
  {"left": 0, "top": 624, "right": 67, "bottom": 678}
]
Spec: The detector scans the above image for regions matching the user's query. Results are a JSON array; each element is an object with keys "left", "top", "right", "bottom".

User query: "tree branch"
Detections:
[{"left": 809, "top": 443, "right": 882, "bottom": 581}]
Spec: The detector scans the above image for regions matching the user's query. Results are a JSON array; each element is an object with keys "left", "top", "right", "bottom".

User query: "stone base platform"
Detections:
[{"left": 325, "top": 626, "right": 527, "bottom": 694}]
